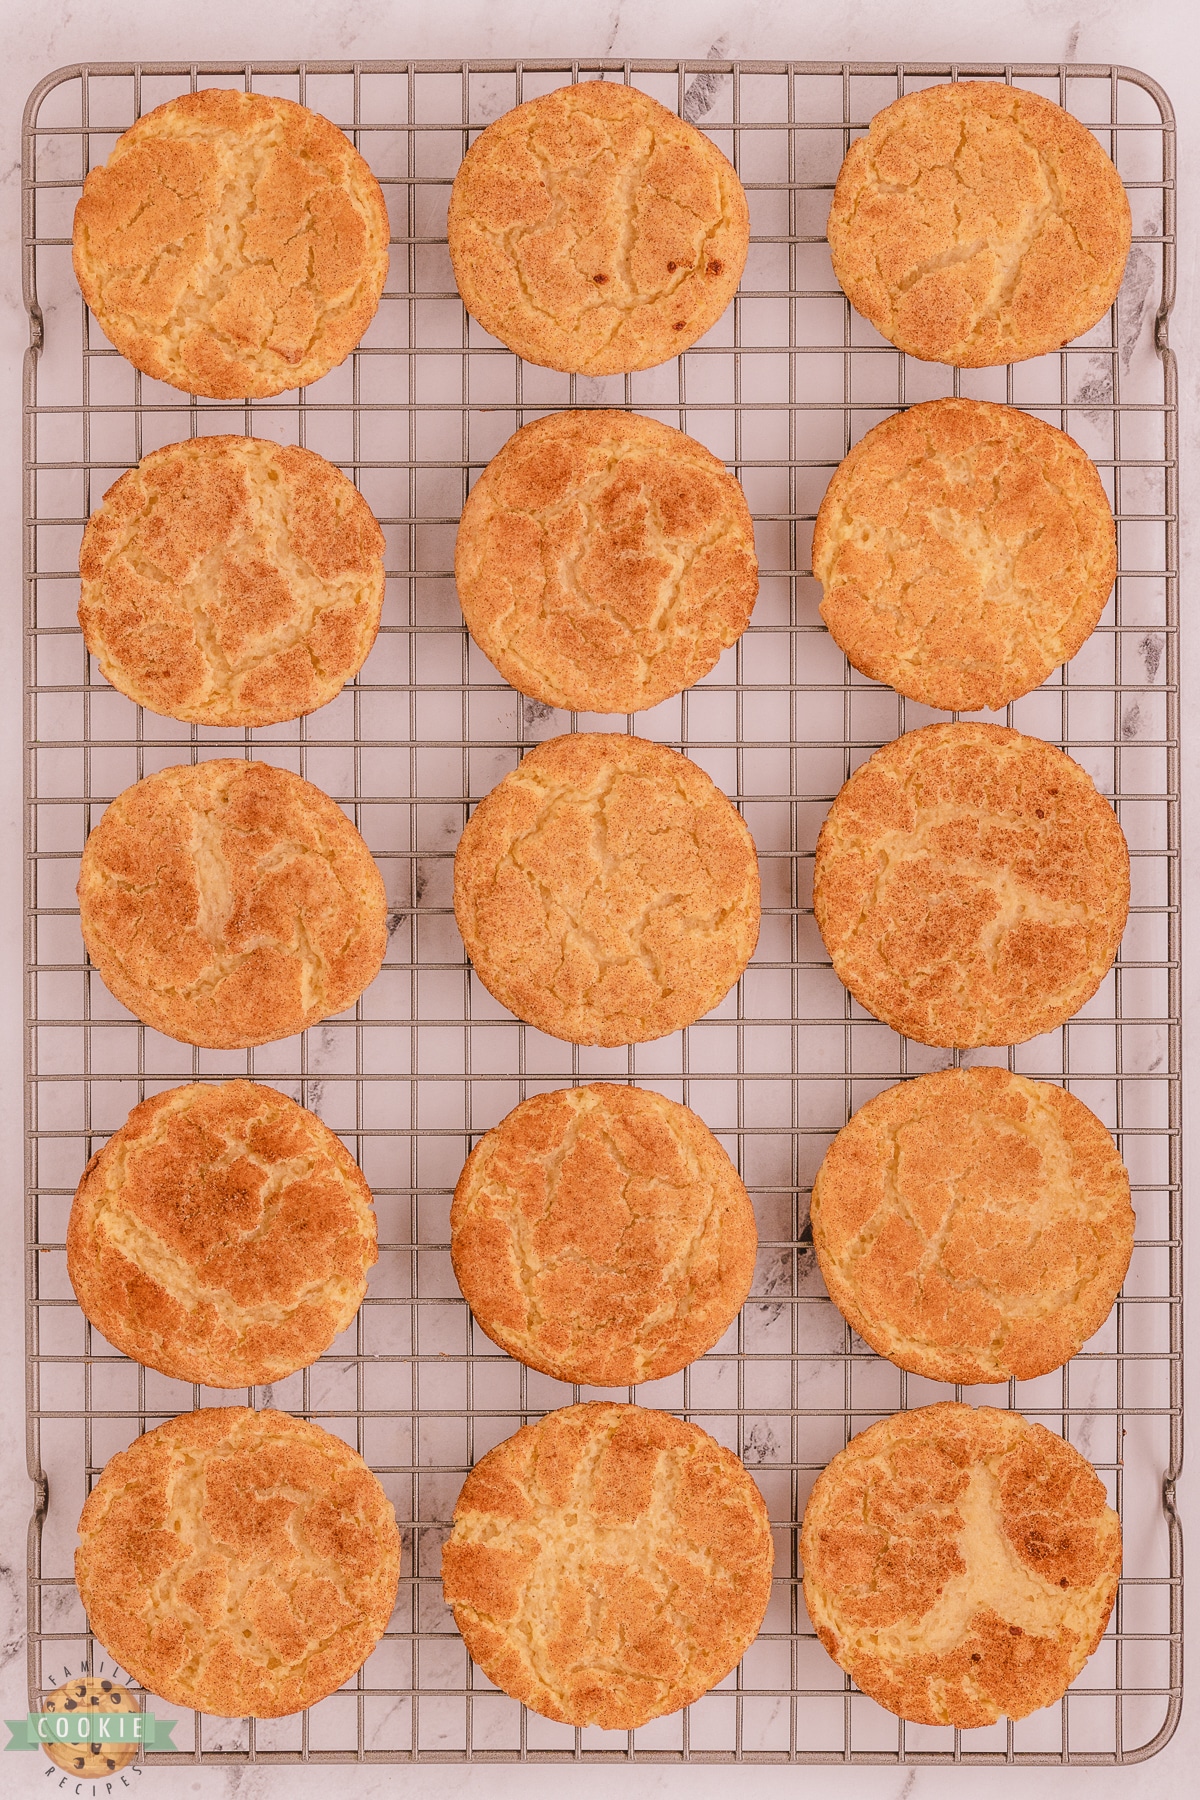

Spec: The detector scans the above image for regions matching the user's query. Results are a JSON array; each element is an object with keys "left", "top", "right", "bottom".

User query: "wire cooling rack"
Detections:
[{"left": 21, "top": 58, "right": 1181, "bottom": 1767}]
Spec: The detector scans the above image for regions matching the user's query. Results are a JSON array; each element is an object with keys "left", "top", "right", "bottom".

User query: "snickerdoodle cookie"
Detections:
[
  {"left": 827, "top": 82, "right": 1131, "bottom": 366},
  {"left": 448, "top": 81, "right": 749, "bottom": 374},
  {"left": 801, "top": 1403, "right": 1122, "bottom": 1726},
  {"left": 68, "top": 1081, "right": 377, "bottom": 1387},
  {"left": 453, "top": 732, "right": 760, "bottom": 1045},
  {"left": 79, "top": 437, "right": 385, "bottom": 727},
  {"left": 441, "top": 1402, "right": 773, "bottom": 1728},
  {"left": 810, "top": 1068, "right": 1133, "bottom": 1384},
  {"left": 812, "top": 723, "right": 1129, "bottom": 1047},
  {"left": 456, "top": 410, "right": 758, "bottom": 713},
  {"left": 73, "top": 89, "right": 390, "bottom": 398},
  {"left": 813, "top": 400, "right": 1116, "bottom": 712},
  {"left": 76, "top": 1407, "right": 400, "bottom": 1717},
  {"left": 451, "top": 1083, "right": 756, "bottom": 1385},
  {"left": 77, "top": 759, "right": 387, "bottom": 1049}
]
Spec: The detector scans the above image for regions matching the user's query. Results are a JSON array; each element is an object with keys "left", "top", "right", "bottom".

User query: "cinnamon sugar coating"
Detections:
[
  {"left": 827, "top": 82, "right": 1130, "bottom": 366},
  {"left": 76, "top": 1408, "right": 399, "bottom": 1717},
  {"left": 811, "top": 1068, "right": 1133, "bottom": 1384},
  {"left": 68, "top": 1081, "right": 377, "bottom": 1387},
  {"left": 442, "top": 1402, "right": 773, "bottom": 1728},
  {"left": 813, "top": 400, "right": 1115, "bottom": 712},
  {"left": 801, "top": 1403, "right": 1121, "bottom": 1726},
  {"left": 80, "top": 437, "right": 385, "bottom": 727},
  {"left": 451, "top": 1083, "right": 756, "bottom": 1384},
  {"left": 812, "top": 723, "right": 1129, "bottom": 1047},
  {"left": 456, "top": 410, "right": 758, "bottom": 713},
  {"left": 453, "top": 732, "right": 760, "bottom": 1046},
  {"left": 448, "top": 82, "right": 748, "bottom": 374},
  {"left": 73, "top": 89, "right": 390, "bottom": 399},
  {"left": 77, "top": 760, "right": 387, "bottom": 1049}
]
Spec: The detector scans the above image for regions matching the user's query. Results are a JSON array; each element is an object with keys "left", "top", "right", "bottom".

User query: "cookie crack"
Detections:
[
  {"left": 472, "top": 1093, "right": 726, "bottom": 1380},
  {"left": 450, "top": 1431, "right": 737, "bottom": 1718},
  {"left": 476, "top": 112, "right": 736, "bottom": 342},
  {"left": 849, "top": 96, "right": 1104, "bottom": 350},
  {"left": 84, "top": 108, "right": 386, "bottom": 386}
]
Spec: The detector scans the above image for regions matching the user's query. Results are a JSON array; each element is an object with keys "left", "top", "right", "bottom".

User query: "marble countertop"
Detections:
[{"left": 1, "top": 2, "right": 1196, "bottom": 1796}]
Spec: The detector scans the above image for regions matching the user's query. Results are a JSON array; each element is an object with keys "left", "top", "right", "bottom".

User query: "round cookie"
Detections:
[
  {"left": 68, "top": 1081, "right": 378, "bottom": 1388},
  {"left": 456, "top": 410, "right": 758, "bottom": 714},
  {"left": 441, "top": 1402, "right": 773, "bottom": 1728},
  {"left": 810, "top": 1068, "right": 1133, "bottom": 1384},
  {"left": 75, "top": 1407, "right": 400, "bottom": 1718},
  {"left": 448, "top": 81, "right": 748, "bottom": 374},
  {"left": 73, "top": 89, "right": 390, "bottom": 399},
  {"left": 813, "top": 400, "right": 1116, "bottom": 712},
  {"left": 452, "top": 1083, "right": 757, "bottom": 1385},
  {"left": 812, "top": 722, "right": 1129, "bottom": 1047},
  {"left": 40, "top": 1676, "right": 140, "bottom": 1776},
  {"left": 453, "top": 732, "right": 760, "bottom": 1046},
  {"left": 801, "top": 1403, "right": 1122, "bottom": 1726},
  {"left": 827, "top": 82, "right": 1131, "bottom": 367},
  {"left": 80, "top": 436, "right": 386, "bottom": 728},
  {"left": 77, "top": 759, "right": 387, "bottom": 1049}
]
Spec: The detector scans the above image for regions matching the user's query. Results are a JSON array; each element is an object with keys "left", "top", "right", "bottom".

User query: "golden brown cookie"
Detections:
[
  {"left": 40, "top": 1676, "right": 140, "bottom": 1776},
  {"left": 452, "top": 1084, "right": 756, "bottom": 1385},
  {"left": 453, "top": 732, "right": 760, "bottom": 1046},
  {"left": 73, "top": 89, "right": 390, "bottom": 399},
  {"left": 827, "top": 82, "right": 1131, "bottom": 366},
  {"left": 80, "top": 436, "right": 385, "bottom": 727},
  {"left": 812, "top": 723, "right": 1129, "bottom": 1047},
  {"left": 442, "top": 1402, "right": 773, "bottom": 1728},
  {"left": 801, "top": 1403, "right": 1121, "bottom": 1726},
  {"left": 813, "top": 400, "right": 1116, "bottom": 712},
  {"left": 811, "top": 1068, "right": 1133, "bottom": 1384},
  {"left": 68, "top": 1081, "right": 377, "bottom": 1387},
  {"left": 77, "top": 759, "right": 387, "bottom": 1049},
  {"left": 456, "top": 410, "right": 758, "bottom": 714},
  {"left": 76, "top": 1407, "right": 400, "bottom": 1718},
  {"left": 448, "top": 81, "right": 749, "bottom": 374}
]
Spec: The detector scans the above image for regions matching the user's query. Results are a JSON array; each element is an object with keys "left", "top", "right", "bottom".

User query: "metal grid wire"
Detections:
[{"left": 21, "top": 58, "right": 1181, "bottom": 1765}]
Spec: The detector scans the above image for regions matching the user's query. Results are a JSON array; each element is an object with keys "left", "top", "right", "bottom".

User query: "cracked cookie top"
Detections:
[
  {"left": 810, "top": 1067, "right": 1133, "bottom": 1385},
  {"left": 451, "top": 1083, "right": 756, "bottom": 1385},
  {"left": 455, "top": 410, "right": 758, "bottom": 713},
  {"left": 68, "top": 1080, "right": 377, "bottom": 1387},
  {"left": 77, "top": 759, "right": 387, "bottom": 1049},
  {"left": 813, "top": 399, "right": 1116, "bottom": 713},
  {"left": 812, "top": 723, "right": 1129, "bottom": 1048},
  {"left": 801, "top": 1403, "right": 1121, "bottom": 1727},
  {"left": 441, "top": 1402, "right": 773, "bottom": 1728},
  {"left": 76, "top": 1407, "right": 400, "bottom": 1718},
  {"left": 447, "top": 81, "right": 749, "bottom": 375},
  {"left": 73, "top": 89, "right": 390, "bottom": 399},
  {"left": 453, "top": 732, "right": 760, "bottom": 1046},
  {"left": 827, "top": 82, "right": 1131, "bottom": 367},
  {"left": 79, "top": 436, "right": 386, "bottom": 727}
]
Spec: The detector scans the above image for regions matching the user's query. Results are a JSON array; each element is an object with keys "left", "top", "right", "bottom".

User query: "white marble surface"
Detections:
[{"left": 1, "top": 1, "right": 1197, "bottom": 1796}]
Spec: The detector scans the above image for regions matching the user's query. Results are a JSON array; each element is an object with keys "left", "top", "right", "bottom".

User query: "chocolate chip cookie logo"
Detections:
[{"left": 4, "top": 1662, "right": 173, "bottom": 1787}]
